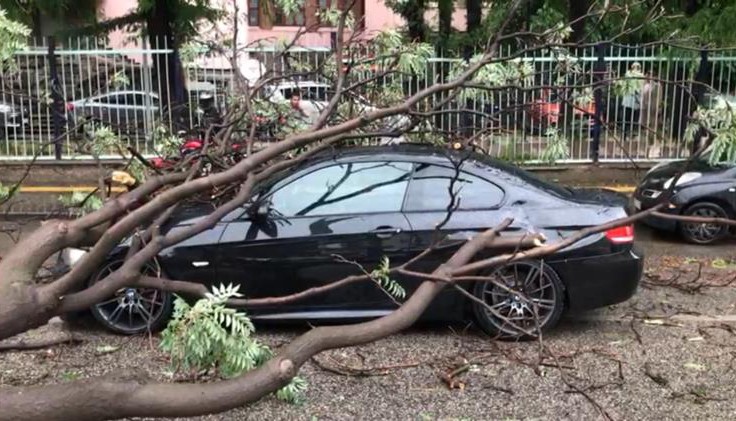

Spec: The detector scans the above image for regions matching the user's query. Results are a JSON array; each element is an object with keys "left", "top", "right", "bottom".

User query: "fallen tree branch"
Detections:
[{"left": 0, "top": 333, "right": 83, "bottom": 352}]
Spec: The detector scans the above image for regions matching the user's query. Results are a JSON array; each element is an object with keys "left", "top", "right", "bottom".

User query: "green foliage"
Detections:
[
  {"left": 153, "top": 125, "right": 184, "bottom": 157},
  {"left": 0, "top": 182, "right": 10, "bottom": 202},
  {"left": 450, "top": 55, "right": 534, "bottom": 102},
  {"left": 89, "top": 125, "right": 123, "bottom": 156},
  {"left": 529, "top": 2, "right": 571, "bottom": 44},
  {"left": 127, "top": 159, "right": 149, "bottom": 183},
  {"left": 539, "top": 128, "right": 569, "bottom": 164},
  {"left": 109, "top": 71, "right": 130, "bottom": 89},
  {"left": 374, "top": 30, "right": 434, "bottom": 76},
  {"left": 685, "top": 96, "right": 736, "bottom": 165},
  {"left": 613, "top": 67, "right": 644, "bottom": 97},
  {"left": 160, "top": 284, "right": 306, "bottom": 403},
  {"left": 0, "top": 7, "right": 30, "bottom": 71},
  {"left": 274, "top": 0, "right": 304, "bottom": 19},
  {"left": 60, "top": 370, "right": 81, "bottom": 381},
  {"left": 370, "top": 256, "right": 406, "bottom": 300},
  {"left": 58, "top": 190, "right": 104, "bottom": 214},
  {"left": 318, "top": 6, "right": 355, "bottom": 29},
  {"left": 0, "top": 0, "right": 98, "bottom": 29}
]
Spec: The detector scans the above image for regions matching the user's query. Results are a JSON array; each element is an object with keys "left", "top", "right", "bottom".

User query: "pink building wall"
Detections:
[{"left": 99, "top": 0, "right": 470, "bottom": 49}]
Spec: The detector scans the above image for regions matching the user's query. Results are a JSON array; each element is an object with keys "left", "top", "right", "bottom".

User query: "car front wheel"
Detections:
[
  {"left": 89, "top": 260, "right": 173, "bottom": 335},
  {"left": 679, "top": 202, "right": 730, "bottom": 245},
  {"left": 472, "top": 261, "right": 565, "bottom": 340}
]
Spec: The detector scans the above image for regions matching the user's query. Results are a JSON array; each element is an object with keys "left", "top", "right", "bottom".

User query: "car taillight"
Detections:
[{"left": 605, "top": 225, "right": 634, "bottom": 244}]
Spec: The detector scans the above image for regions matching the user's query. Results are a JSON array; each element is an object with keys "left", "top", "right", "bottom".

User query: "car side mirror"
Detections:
[{"left": 249, "top": 198, "right": 272, "bottom": 219}]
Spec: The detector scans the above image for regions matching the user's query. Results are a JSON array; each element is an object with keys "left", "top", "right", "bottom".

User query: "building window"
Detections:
[
  {"left": 247, "top": 0, "right": 339, "bottom": 27},
  {"left": 248, "top": 0, "right": 259, "bottom": 26},
  {"left": 274, "top": 7, "right": 306, "bottom": 26}
]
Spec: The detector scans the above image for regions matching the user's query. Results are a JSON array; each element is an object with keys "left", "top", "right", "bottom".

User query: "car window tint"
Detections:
[
  {"left": 404, "top": 164, "right": 504, "bottom": 211},
  {"left": 270, "top": 161, "right": 412, "bottom": 217},
  {"left": 96, "top": 94, "right": 119, "bottom": 104},
  {"left": 129, "top": 94, "right": 146, "bottom": 106}
]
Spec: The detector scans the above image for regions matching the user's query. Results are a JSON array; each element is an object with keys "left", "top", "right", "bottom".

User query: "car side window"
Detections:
[
  {"left": 404, "top": 163, "right": 504, "bottom": 211},
  {"left": 269, "top": 161, "right": 413, "bottom": 217},
  {"left": 128, "top": 94, "right": 145, "bottom": 106},
  {"left": 96, "top": 94, "right": 119, "bottom": 105}
]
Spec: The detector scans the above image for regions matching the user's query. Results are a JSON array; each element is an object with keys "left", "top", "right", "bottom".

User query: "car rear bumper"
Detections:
[{"left": 551, "top": 246, "right": 644, "bottom": 312}]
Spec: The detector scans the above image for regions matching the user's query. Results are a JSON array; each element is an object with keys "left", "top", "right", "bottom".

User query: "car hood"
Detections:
[
  {"left": 642, "top": 159, "right": 734, "bottom": 186},
  {"left": 648, "top": 159, "right": 734, "bottom": 178}
]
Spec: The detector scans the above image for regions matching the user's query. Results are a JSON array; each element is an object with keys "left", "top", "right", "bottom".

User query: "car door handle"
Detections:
[{"left": 372, "top": 226, "right": 402, "bottom": 239}]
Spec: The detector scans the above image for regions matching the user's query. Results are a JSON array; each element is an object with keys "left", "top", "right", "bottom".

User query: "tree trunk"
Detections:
[
  {"left": 146, "top": 0, "right": 186, "bottom": 109},
  {"left": 568, "top": 0, "right": 591, "bottom": 42},
  {"left": 404, "top": 0, "right": 427, "bottom": 42},
  {"left": 437, "top": 0, "right": 453, "bottom": 51}
]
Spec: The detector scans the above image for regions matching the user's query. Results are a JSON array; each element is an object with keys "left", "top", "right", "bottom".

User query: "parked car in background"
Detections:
[
  {"left": 633, "top": 149, "right": 736, "bottom": 244},
  {"left": 0, "top": 100, "right": 27, "bottom": 138},
  {"left": 63, "top": 144, "right": 643, "bottom": 339},
  {"left": 262, "top": 81, "right": 417, "bottom": 143},
  {"left": 68, "top": 90, "right": 160, "bottom": 135},
  {"left": 69, "top": 82, "right": 218, "bottom": 136}
]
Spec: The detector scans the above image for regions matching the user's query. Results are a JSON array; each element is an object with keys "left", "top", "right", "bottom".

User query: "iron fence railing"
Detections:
[{"left": 1, "top": 37, "right": 734, "bottom": 163}]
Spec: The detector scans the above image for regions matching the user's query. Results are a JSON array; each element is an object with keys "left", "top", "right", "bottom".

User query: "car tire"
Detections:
[
  {"left": 89, "top": 259, "right": 173, "bottom": 335},
  {"left": 472, "top": 260, "right": 565, "bottom": 340},
  {"left": 679, "top": 202, "right": 731, "bottom": 245}
]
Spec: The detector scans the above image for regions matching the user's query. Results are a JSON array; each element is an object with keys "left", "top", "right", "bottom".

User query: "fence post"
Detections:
[
  {"left": 691, "top": 49, "right": 710, "bottom": 155},
  {"left": 591, "top": 42, "right": 607, "bottom": 163},
  {"left": 46, "top": 36, "right": 64, "bottom": 160}
]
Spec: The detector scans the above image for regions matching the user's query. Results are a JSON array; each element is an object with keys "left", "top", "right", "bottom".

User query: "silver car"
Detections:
[{"left": 69, "top": 90, "right": 160, "bottom": 135}]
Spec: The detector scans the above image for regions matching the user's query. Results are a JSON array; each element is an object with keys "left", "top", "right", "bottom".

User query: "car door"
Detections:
[
  {"left": 83, "top": 93, "right": 118, "bottom": 125},
  {"left": 216, "top": 160, "right": 414, "bottom": 317},
  {"left": 396, "top": 161, "right": 509, "bottom": 303}
]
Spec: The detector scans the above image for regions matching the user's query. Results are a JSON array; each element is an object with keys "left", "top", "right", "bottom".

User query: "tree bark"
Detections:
[
  {"left": 146, "top": 0, "right": 186, "bottom": 107},
  {"left": 405, "top": 0, "right": 427, "bottom": 42},
  {"left": 437, "top": 0, "right": 453, "bottom": 51}
]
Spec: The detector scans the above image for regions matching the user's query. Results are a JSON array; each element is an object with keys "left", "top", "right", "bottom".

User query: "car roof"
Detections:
[
  {"left": 84, "top": 91, "right": 159, "bottom": 100},
  {"left": 294, "top": 143, "right": 573, "bottom": 197},
  {"left": 306, "top": 144, "right": 510, "bottom": 170},
  {"left": 271, "top": 81, "right": 330, "bottom": 89}
]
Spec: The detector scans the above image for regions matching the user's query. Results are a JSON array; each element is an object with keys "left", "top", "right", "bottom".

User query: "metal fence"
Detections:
[{"left": 1, "top": 37, "right": 734, "bottom": 163}]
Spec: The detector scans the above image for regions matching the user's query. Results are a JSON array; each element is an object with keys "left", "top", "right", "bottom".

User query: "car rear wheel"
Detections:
[
  {"left": 679, "top": 202, "right": 730, "bottom": 245},
  {"left": 89, "top": 260, "right": 173, "bottom": 335},
  {"left": 472, "top": 261, "right": 565, "bottom": 340}
]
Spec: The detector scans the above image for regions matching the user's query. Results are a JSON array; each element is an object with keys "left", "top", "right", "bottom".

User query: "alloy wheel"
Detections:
[
  {"left": 90, "top": 261, "right": 171, "bottom": 334},
  {"left": 476, "top": 261, "right": 561, "bottom": 338},
  {"left": 683, "top": 204, "right": 728, "bottom": 244}
]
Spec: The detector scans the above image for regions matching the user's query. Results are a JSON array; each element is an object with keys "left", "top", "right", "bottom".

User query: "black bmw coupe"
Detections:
[{"left": 66, "top": 145, "right": 643, "bottom": 338}]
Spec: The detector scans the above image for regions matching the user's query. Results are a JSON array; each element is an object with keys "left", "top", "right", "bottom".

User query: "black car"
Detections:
[
  {"left": 633, "top": 157, "right": 736, "bottom": 244},
  {"left": 67, "top": 145, "right": 644, "bottom": 338}
]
